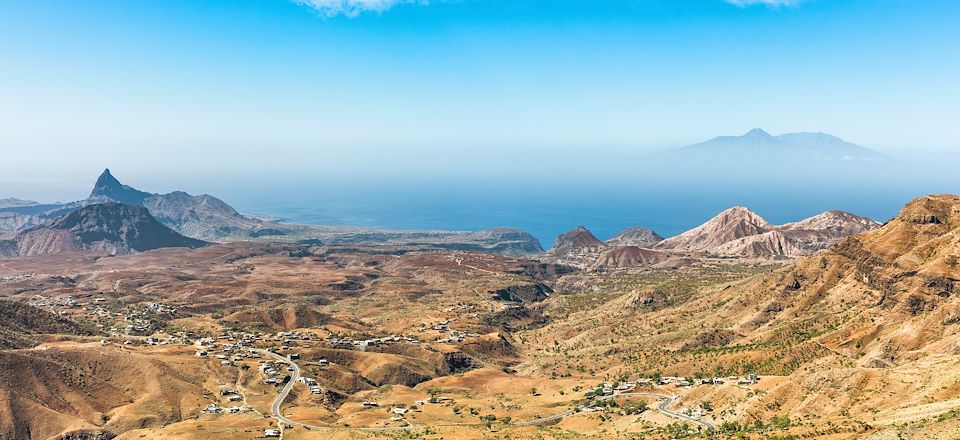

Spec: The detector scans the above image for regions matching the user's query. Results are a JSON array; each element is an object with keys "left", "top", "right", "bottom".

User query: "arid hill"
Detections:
[
  {"left": 588, "top": 246, "right": 681, "bottom": 270},
  {"left": 657, "top": 206, "right": 879, "bottom": 257},
  {"left": 604, "top": 227, "right": 664, "bottom": 247},
  {"left": 524, "top": 194, "right": 960, "bottom": 436},
  {"left": 0, "top": 300, "right": 97, "bottom": 349},
  {"left": 657, "top": 206, "right": 773, "bottom": 252},
  {"left": 1, "top": 203, "right": 206, "bottom": 257},
  {"left": 542, "top": 226, "right": 607, "bottom": 267},
  {"left": 711, "top": 230, "right": 804, "bottom": 258}
]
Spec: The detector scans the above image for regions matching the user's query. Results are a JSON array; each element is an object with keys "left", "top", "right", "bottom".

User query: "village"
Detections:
[{"left": 11, "top": 287, "right": 770, "bottom": 436}]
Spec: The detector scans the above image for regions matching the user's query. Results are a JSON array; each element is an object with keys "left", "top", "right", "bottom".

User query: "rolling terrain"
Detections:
[{"left": 0, "top": 194, "right": 957, "bottom": 439}]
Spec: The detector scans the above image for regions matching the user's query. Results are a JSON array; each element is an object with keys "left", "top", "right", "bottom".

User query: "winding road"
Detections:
[
  {"left": 257, "top": 350, "right": 420, "bottom": 434},
  {"left": 257, "top": 350, "right": 302, "bottom": 432},
  {"left": 258, "top": 350, "right": 714, "bottom": 433}
]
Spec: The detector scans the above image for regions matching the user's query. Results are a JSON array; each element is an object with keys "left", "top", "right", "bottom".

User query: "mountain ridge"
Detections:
[
  {"left": 660, "top": 128, "right": 886, "bottom": 162},
  {"left": 2, "top": 203, "right": 207, "bottom": 257}
]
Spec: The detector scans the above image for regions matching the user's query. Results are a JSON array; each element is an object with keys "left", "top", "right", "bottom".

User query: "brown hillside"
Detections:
[{"left": 0, "top": 300, "right": 98, "bottom": 349}]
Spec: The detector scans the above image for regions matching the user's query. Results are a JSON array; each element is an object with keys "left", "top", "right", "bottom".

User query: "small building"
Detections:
[{"left": 264, "top": 429, "right": 281, "bottom": 437}]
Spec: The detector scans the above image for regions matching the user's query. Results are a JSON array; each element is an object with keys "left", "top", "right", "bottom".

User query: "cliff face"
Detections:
[{"left": 9, "top": 203, "right": 206, "bottom": 257}]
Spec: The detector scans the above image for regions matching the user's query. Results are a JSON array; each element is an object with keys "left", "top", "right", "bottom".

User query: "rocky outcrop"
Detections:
[
  {"left": 488, "top": 283, "right": 553, "bottom": 303},
  {"left": 605, "top": 227, "right": 664, "bottom": 247},
  {"left": 551, "top": 226, "right": 605, "bottom": 252},
  {"left": 542, "top": 226, "right": 607, "bottom": 267},
  {"left": 777, "top": 210, "right": 881, "bottom": 251}
]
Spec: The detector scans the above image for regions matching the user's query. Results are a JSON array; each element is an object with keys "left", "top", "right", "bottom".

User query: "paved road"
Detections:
[
  {"left": 258, "top": 350, "right": 420, "bottom": 434},
  {"left": 258, "top": 350, "right": 301, "bottom": 432}
]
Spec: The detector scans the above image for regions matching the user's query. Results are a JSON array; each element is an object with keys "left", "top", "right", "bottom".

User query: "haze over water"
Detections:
[{"left": 222, "top": 177, "right": 955, "bottom": 248}]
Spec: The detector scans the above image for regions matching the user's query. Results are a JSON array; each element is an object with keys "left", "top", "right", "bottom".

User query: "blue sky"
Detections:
[{"left": 1, "top": 0, "right": 959, "bottom": 201}]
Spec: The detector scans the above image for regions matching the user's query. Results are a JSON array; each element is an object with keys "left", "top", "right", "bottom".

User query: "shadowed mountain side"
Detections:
[{"left": 2, "top": 203, "right": 207, "bottom": 257}]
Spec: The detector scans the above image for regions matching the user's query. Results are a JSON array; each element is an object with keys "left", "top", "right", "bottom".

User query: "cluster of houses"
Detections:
[
  {"left": 144, "top": 302, "right": 177, "bottom": 315},
  {"left": 355, "top": 395, "right": 457, "bottom": 425},
  {"left": 329, "top": 334, "right": 419, "bottom": 351},
  {"left": 415, "top": 321, "right": 482, "bottom": 344},
  {"left": 259, "top": 360, "right": 290, "bottom": 385},
  {"left": 419, "top": 322, "right": 450, "bottom": 332},
  {"left": 589, "top": 373, "right": 761, "bottom": 398},
  {"left": 193, "top": 335, "right": 263, "bottom": 367},
  {"left": 201, "top": 400, "right": 244, "bottom": 416},
  {"left": 298, "top": 376, "right": 323, "bottom": 395},
  {"left": 0, "top": 273, "right": 36, "bottom": 282},
  {"left": 655, "top": 374, "right": 758, "bottom": 388},
  {"left": 435, "top": 330, "right": 479, "bottom": 344}
]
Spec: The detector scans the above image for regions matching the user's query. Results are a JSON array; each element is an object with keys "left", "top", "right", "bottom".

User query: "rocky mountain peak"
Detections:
[
  {"left": 88, "top": 169, "right": 153, "bottom": 206},
  {"left": 742, "top": 128, "right": 774, "bottom": 139},
  {"left": 657, "top": 206, "right": 772, "bottom": 252}
]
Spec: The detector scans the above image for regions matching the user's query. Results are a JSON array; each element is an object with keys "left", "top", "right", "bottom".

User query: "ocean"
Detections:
[{"left": 219, "top": 178, "right": 943, "bottom": 249}]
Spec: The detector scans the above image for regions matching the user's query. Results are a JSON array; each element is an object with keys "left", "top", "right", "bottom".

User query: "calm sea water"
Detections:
[{"left": 219, "top": 179, "right": 944, "bottom": 249}]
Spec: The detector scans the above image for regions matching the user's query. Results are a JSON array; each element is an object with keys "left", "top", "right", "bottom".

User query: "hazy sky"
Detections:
[{"left": 1, "top": 0, "right": 959, "bottom": 201}]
